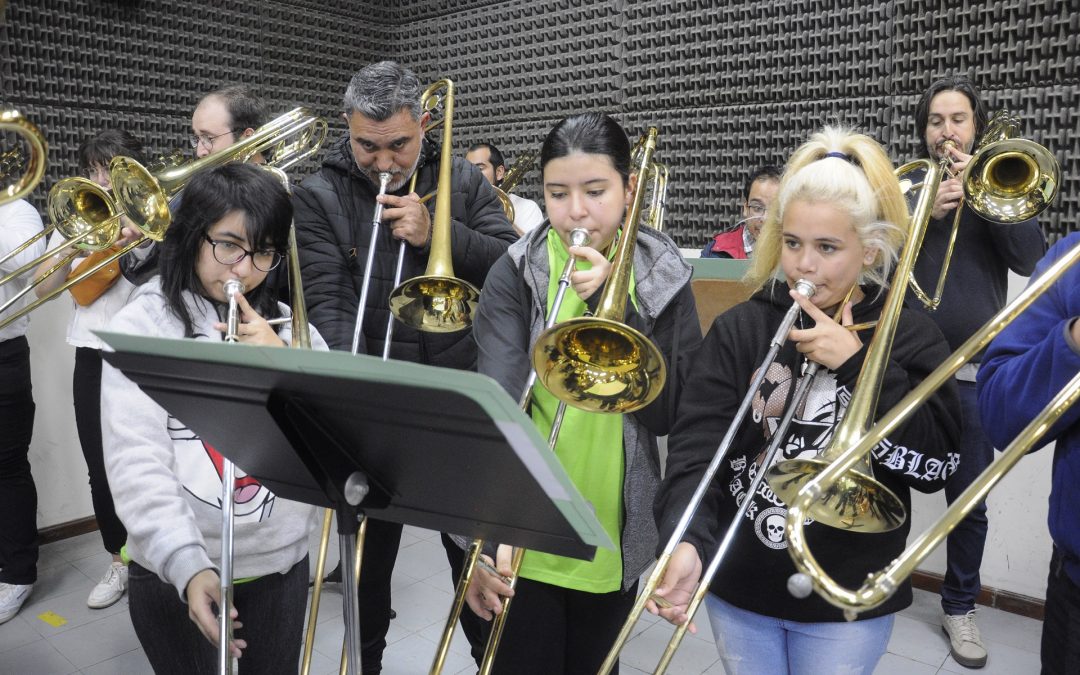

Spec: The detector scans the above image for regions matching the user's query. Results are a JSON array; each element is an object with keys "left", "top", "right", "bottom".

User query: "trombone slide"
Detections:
[
  {"left": 429, "top": 229, "right": 589, "bottom": 674},
  {"left": 597, "top": 279, "right": 816, "bottom": 675},
  {"left": 218, "top": 279, "right": 244, "bottom": 675}
]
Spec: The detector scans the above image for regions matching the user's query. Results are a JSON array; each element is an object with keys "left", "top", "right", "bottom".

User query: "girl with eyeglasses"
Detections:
[{"left": 100, "top": 162, "right": 327, "bottom": 673}]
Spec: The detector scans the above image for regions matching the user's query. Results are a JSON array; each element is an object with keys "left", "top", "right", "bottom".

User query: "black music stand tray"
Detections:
[{"left": 97, "top": 332, "right": 611, "bottom": 675}]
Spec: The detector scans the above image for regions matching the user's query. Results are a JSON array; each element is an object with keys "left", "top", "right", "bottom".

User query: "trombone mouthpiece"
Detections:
[
  {"left": 224, "top": 279, "right": 245, "bottom": 296},
  {"left": 794, "top": 279, "right": 816, "bottom": 299},
  {"left": 787, "top": 573, "right": 813, "bottom": 599},
  {"left": 569, "top": 228, "right": 590, "bottom": 248},
  {"left": 377, "top": 172, "right": 391, "bottom": 192}
]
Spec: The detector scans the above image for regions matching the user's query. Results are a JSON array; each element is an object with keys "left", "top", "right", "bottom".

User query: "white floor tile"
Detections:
[
  {"left": 619, "top": 620, "right": 721, "bottom": 674},
  {"left": 873, "top": 652, "right": 939, "bottom": 674},
  {"left": 885, "top": 613, "right": 950, "bottom": 667},
  {"left": 379, "top": 632, "right": 473, "bottom": 675},
  {"left": 27, "top": 563, "right": 95, "bottom": 605},
  {"left": 46, "top": 611, "right": 141, "bottom": 669},
  {"left": 66, "top": 550, "right": 114, "bottom": 585},
  {"left": 897, "top": 587, "right": 944, "bottom": 626},
  {"left": 0, "top": 639, "right": 78, "bottom": 675},
  {"left": 0, "top": 615, "right": 42, "bottom": 654},
  {"left": 387, "top": 577, "right": 454, "bottom": 632},
  {"left": 973, "top": 605, "right": 1043, "bottom": 654},
  {"left": 19, "top": 586, "right": 128, "bottom": 638},
  {"left": 393, "top": 538, "right": 451, "bottom": 581},
  {"left": 80, "top": 647, "right": 154, "bottom": 675}
]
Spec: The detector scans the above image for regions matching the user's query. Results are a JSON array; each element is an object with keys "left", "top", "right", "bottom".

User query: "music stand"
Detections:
[{"left": 98, "top": 332, "right": 611, "bottom": 675}]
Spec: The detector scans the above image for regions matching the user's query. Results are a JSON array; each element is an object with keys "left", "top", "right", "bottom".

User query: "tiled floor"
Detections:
[{"left": 0, "top": 528, "right": 1043, "bottom": 674}]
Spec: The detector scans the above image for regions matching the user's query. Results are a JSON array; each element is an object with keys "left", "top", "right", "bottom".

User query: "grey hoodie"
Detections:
[{"left": 101, "top": 278, "right": 328, "bottom": 598}]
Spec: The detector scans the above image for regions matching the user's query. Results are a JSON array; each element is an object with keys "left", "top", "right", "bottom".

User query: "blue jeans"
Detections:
[
  {"left": 941, "top": 380, "right": 992, "bottom": 615},
  {"left": 705, "top": 594, "right": 893, "bottom": 675}
]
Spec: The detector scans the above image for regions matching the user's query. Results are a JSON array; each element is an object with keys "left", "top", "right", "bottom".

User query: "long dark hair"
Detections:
[
  {"left": 540, "top": 112, "right": 631, "bottom": 186},
  {"left": 914, "top": 75, "right": 989, "bottom": 158},
  {"left": 158, "top": 163, "right": 291, "bottom": 337}
]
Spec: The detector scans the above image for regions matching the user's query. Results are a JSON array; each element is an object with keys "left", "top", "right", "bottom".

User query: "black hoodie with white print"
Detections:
[{"left": 655, "top": 280, "right": 961, "bottom": 622}]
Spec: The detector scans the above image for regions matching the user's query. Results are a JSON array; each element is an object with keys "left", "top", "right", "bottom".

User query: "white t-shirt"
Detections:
[
  {"left": 509, "top": 193, "right": 545, "bottom": 235},
  {"left": 0, "top": 200, "right": 46, "bottom": 342}
]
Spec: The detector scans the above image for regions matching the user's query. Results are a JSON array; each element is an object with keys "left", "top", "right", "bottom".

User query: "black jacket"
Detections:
[
  {"left": 655, "top": 281, "right": 962, "bottom": 622},
  {"left": 292, "top": 133, "right": 516, "bottom": 368}
]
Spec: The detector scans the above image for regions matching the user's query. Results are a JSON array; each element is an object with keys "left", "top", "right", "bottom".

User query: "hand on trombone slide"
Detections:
[
  {"left": 377, "top": 191, "right": 432, "bottom": 247},
  {"left": 567, "top": 243, "right": 611, "bottom": 301},
  {"left": 185, "top": 568, "right": 247, "bottom": 659},
  {"left": 787, "top": 291, "right": 863, "bottom": 371},
  {"left": 465, "top": 544, "right": 515, "bottom": 621},
  {"left": 931, "top": 143, "right": 973, "bottom": 220},
  {"left": 646, "top": 542, "right": 701, "bottom": 633},
  {"left": 212, "top": 290, "right": 286, "bottom": 347}
]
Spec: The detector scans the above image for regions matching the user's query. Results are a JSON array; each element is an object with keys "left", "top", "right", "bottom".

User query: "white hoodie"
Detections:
[{"left": 101, "top": 278, "right": 327, "bottom": 598}]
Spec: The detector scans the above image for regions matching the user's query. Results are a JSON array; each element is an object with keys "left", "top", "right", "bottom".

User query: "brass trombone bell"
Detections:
[
  {"left": 388, "top": 275, "right": 479, "bottom": 333},
  {"left": 532, "top": 317, "right": 666, "bottom": 413},
  {"left": 964, "top": 138, "right": 1059, "bottom": 224},
  {"left": 530, "top": 128, "right": 667, "bottom": 415},
  {"left": 0, "top": 108, "right": 47, "bottom": 205},
  {"left": 387, "top": 79, "right": 480, "bottom": 334},
  {"left": 766, "top": 458, "right": 905, "bottom": 532}
]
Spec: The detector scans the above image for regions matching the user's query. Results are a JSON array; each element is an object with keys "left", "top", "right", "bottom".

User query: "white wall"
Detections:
[
  {"left": 26, "top": 263, "right": 1054, "bottom": 600},
  {"left": 26, "top": 293, "right": 93, "bottom": 529}
]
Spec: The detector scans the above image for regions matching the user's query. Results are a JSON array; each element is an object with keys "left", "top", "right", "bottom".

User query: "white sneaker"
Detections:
[
  {"left": 942, "top": 610, "right": 988, "bottom": 668},
  {"left": 87, "top": 562, "right": 128, "bottom": 609},
  {"left": 0, "top": 582, "right": 33, "bottom": 624}
]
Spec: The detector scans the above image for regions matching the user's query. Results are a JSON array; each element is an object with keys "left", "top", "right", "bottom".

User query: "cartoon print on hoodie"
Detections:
[{"left": 167, "top": 416, "right": 275, "bottom": 522}]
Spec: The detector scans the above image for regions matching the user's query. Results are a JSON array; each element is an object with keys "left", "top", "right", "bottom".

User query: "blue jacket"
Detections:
[{"left": 978, "top": 232, "right": 1080, "bottom": 586}]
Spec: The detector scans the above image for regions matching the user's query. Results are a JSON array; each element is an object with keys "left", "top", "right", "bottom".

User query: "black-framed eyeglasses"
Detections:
[
  {"left": 203, "top": 235, "right": 283, "bottom": 272},
  {"left": 189, "top": 129, "right": 238, "bottom": 150}
]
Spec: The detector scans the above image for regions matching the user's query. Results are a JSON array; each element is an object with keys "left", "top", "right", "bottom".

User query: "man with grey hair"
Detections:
[{"left": 293, "top": 60, "right": 515, "bottom": 673}]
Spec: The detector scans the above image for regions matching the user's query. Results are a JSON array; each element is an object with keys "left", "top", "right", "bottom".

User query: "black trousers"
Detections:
[
  {"left": 1042, "top": 547, "right": 1080, "bottom": 675},
  {"left": 492, "top": 576, "right": 637, "bottom": 675},
  {"left": 72, "top": 347, "right": 126, "bottom": 554},
  {"left": 0, "top": 336, "right": 37, "bottom": 585},
  {"left": 358, "top": 517, "right": 403, "bottom": 675},
  {"left": 128, "top": 558, "right": 309, "bottom": 675}
]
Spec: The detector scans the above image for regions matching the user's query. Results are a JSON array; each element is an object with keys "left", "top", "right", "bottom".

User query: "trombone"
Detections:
[
  {"left": 0, "top": 107, "right": 327, "bottom": 330},
  {"left": 492, "top": 149, "right": 537, "bottom": 224},
  {"left": 631, "top": 134, "right": 668, "bottom": 232},
  {"left": 597, "top": 279, "right": 816, "bottom": 674},
  {"left": 531, "top": 128, "right": 667, "bottom": 414},
  {"left": 783, "top": 239, "right": 1080, "bottom": 617},
  {"left": 388, "top": 79, "right": 480, "bottom": 334},
  {"left": 905, "top": 109, "right": 1059, "bottom": 310},
  {"left": 0, "top": 108, "right": 46, "bottom": 206}
]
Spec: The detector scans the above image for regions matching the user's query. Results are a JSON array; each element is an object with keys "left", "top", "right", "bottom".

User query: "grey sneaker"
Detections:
[
  {"left": 87, "top": 562, "right": 128, "bottom": 609},
  {"left": 942, "top": 610, "right": 988, "bottom": 668},
  {"left": 0, "top": 582, "right": 33, "bottom": 624}
]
